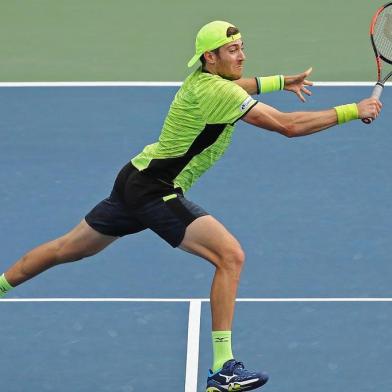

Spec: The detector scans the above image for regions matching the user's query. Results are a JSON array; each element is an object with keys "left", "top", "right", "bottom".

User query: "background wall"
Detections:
[{"left": 0, "top": 0, "right": 377, "bottom": 81}]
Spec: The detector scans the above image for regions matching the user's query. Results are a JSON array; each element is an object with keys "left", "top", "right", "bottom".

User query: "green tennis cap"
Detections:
[{"left": 187, "top": 21, "right": 241, "bottom": 68}]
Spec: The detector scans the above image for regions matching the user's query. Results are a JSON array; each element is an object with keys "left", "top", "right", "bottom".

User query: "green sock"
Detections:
[
  {"left": 0, "top": 274, "right": 13, "bottom": 298},
  {"left": 212, "top": 331, "right": 234, "bottom": 372}
]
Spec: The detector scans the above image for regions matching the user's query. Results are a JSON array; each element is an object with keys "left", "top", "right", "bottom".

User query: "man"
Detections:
[{"left": 0, "top": 20, "right": 381, "bottom": 392}]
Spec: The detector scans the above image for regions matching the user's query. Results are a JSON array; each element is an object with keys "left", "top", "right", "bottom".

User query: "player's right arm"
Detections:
[{"left": 242, "top": 99, "right": 382, "bottom": 137}]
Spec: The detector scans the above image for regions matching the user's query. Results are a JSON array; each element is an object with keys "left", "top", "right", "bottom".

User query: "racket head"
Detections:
[
  {"left": 370, "top": 2, "right": 392, "bottom": 71},
  {"left": 362, "top": 3, "right": 392, "bottom": 125}
]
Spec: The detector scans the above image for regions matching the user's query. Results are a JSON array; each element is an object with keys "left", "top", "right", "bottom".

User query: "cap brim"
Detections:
[{"left": 187, "top": 54, "right": 200, "bottom": 68}]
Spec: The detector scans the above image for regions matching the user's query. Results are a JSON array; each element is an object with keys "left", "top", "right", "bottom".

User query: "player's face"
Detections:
[{"left": 214, "top": 39, "right": 245, "bottom": 80}]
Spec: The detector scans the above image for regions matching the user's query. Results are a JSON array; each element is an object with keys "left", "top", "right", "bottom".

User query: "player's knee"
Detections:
[
  {"left": 231, "top": 246, "right": 245, "bottom": 271},
  {"left": 216, "top": 245, "right": 245, "bottom": 275}
]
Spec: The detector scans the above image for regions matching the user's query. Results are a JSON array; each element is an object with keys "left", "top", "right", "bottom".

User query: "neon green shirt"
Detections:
[{"left": 131, "top": 68, "right": 257, "bottom": 193}]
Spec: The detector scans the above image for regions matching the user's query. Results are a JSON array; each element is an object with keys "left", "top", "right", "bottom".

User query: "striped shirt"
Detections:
[{"left": 131, "top": 67, "right": 257, "bottom": 194}]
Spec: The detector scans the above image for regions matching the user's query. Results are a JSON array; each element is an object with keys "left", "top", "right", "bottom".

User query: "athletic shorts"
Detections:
[{"left": 85, "top": 163, "right": 209, "bottom": 247}]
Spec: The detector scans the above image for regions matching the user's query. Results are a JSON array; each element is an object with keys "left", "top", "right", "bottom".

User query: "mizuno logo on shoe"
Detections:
[{"left": 219, "top": 374, "right": 237, "bottom": 383}]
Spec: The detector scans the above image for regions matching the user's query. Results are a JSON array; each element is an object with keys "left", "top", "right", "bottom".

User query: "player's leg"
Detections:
[
  {"left": 124, "top": 193, "right": 267, "bottom": 391},
  {"left": 2, "top": 219, "right": 117, "bottom": 288},
  {"left": 180, "top": 214, "right": 244, "bottom": 332},
  {"left": 179, "top": 215, "right": 268, "bottom": 391},
  {"left": 1, "top": 162, "right": 148, "bottom": 295},
  {"left": 134, "top": 195, "right": 243, "bottom": 333}
]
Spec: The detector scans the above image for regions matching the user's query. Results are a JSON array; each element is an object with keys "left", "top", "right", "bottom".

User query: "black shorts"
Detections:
[{"left": 85, "top": 163, "right": 209, "bottom": 247}]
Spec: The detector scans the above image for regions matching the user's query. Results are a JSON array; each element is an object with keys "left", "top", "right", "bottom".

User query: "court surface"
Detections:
[{"left": 1, "top": 85, "right": 392, "bottom": 391}]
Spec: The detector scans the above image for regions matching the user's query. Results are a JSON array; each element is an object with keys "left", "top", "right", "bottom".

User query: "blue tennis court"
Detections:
[{"left": 1, "top": 85, "right": 391, "bottom": 391}]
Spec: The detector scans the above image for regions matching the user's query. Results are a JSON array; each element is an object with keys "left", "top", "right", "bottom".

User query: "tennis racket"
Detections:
[{"left": 363, "top": 2, "right": 392, "bottom": 124}]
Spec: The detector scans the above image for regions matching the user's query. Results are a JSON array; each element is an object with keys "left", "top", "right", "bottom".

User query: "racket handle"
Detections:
[
  {"left": 362, "top": 82, "right": 384, "bottom": 124},
  {"left": 371, "top": 82, "right": 384, "bottom": 99}
]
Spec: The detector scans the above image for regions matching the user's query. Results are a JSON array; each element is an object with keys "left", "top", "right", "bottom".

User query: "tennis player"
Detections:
[{"left": 0, "top": 21, "right": 382, "bottom": 392}]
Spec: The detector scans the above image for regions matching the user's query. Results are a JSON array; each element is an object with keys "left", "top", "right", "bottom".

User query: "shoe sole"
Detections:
[
  {"left": 206, "top": 377, "right": 268, "bottom": 392},
  {"left": 206, "top": 383, "right": 265, "bottom": 392}
]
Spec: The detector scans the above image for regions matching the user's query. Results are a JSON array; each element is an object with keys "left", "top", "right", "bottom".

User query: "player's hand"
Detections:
[
  {"left": 284, "top": 67, "right": 313, "bottom": 102},
  {"left": 357, "top": 97, "right": 382, "bottom": 120}
]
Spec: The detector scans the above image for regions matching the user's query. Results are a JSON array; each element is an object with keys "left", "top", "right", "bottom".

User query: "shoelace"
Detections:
[{"left": 228, "top": 360, "right": 245, "bottom": 373}]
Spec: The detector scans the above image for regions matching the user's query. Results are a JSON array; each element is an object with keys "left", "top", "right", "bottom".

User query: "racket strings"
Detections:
[{"left": 374, "top": 6, "right": 392, "bottom": 62}]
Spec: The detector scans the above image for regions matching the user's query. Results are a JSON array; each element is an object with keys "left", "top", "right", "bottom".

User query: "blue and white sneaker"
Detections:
[{"left": 206, "top": 359, "right": 269, "bottom": 391}]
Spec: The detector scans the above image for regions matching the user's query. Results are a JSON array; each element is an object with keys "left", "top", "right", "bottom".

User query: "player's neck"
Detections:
[{"left": 203, "top": 64, "right": 218, "bottom": 75}]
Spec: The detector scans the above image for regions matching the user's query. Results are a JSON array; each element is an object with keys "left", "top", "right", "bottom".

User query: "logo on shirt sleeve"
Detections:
[{"left": 240, "top": 96, "right": 253, "bottom": 112}]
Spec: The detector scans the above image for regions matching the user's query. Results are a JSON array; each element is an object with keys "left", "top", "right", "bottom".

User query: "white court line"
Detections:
[
  {"left": 184, "top": 300, "right": 202, "bottom": 392},
  {"left": 2, "top": 297, "right": 392, "bottom": 302},
  {"left": 0, "top": 81, "right": 183, "bottom": 87},
  {"left": 0, "top": 298, "right": 202, "bottom": 302},
  {"left": 315, "top": 81, "right": 392, "bottom": 87},
  {"left": 0, "top": 81, "right": 391, "bottom": 87}
]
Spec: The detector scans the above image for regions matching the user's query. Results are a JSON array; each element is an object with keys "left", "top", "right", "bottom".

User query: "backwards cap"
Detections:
[{"left": 187, "top": 20, "right": 241, "bottom": 68}]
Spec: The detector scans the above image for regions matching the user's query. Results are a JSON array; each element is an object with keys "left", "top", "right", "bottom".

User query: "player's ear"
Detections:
[{"left": 204, "top": 51, "right": 217, "bottom": 65}]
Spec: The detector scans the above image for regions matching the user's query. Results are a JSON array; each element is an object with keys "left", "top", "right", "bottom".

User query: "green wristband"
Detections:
[
  {"left": 256, "top": 75, "right": 284, "bottom": 94},
  {"left": 0, "top": 273, "right": 13, "bottom": 298},
  {"left": 334, "top": 103, "right": 359, "bottom": 124}
]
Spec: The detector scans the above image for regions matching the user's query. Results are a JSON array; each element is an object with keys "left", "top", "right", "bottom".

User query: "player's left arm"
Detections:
[
  {"left": 242, "top": 98, "right": 381, "bottom": 137},
  {"left": 234, "top": 67, "right": 313, "bottom": 102}
]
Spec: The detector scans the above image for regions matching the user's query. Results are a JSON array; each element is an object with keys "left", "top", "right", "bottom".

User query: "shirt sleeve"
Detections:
[{"left": 198, "top": 78, "right": 257, "bottom": 124}]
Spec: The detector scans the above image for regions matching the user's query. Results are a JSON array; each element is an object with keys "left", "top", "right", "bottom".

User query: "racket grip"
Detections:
[
  {"left": 371, "top": 82, "right": 384, "bottom": 99},
  {"left": 361, "top": 83, "right": 384, "bottom": 124}
]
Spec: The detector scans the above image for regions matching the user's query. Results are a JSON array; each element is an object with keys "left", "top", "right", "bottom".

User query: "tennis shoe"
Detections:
[{"left": 206, "top": 359, "right": 269, "bottom": 391}]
